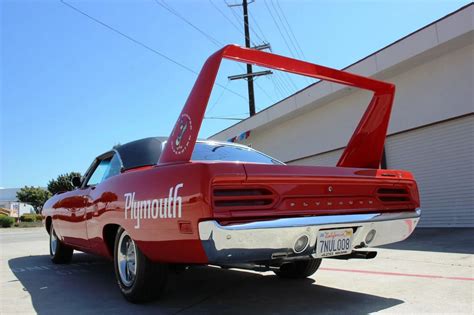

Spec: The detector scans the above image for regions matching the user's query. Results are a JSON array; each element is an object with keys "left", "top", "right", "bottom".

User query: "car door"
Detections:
[
  {"left": 54, "top": 189, "right": 91, "bottom": 248},
  {"left": 84, "top": 152, "right": 123, "bottom": 254},
  {"left": 62, "top": 154, "right": 114, "bottom": 249}
]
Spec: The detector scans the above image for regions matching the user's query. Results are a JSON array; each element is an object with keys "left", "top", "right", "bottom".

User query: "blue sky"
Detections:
[{"left": 1, "top": 0, "right": 469, "bottom": 188}]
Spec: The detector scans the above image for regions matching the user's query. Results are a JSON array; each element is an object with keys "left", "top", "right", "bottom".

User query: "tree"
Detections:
[
  {"left": 47, "top": 172, "right": 82, "bottom": 195},
  {"left": 16, "top": 186, "right": 51, "bottom": 213}
]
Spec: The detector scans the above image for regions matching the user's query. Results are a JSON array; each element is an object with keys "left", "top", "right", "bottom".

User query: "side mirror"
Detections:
[{"left": 72, "top": 176, "right": 82, "bottom": 188}]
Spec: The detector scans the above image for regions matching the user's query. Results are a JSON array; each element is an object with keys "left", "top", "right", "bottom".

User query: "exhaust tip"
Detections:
[
  {"left": 293, "top": 235, "right": 310, "bottom": 253},
  {"left": 365, "top": 229, "right": 376, "bottom": 245}
]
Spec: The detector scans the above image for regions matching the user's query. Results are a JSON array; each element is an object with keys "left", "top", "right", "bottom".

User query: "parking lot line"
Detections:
[{"left": 320, "top": 267, "right": 474, "bottom": 281}]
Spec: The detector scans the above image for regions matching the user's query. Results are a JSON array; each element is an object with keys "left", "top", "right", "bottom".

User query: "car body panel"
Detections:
[{"left": 43, "top": 159, "right": 420, "bottom": 264}]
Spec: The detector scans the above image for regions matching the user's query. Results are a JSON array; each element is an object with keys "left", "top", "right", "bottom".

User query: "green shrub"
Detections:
[
  {"left": 35, "top": 214, "right": 44, "bottom": 221},
  {"left": 0, "top": 216, "right": 15, "bottom": 228},
  {"left": 17, "top": 221, "right": 43, "bottom": 228},
  {"left": 20, "top": 214, "right": 36, "bottom": 222}
]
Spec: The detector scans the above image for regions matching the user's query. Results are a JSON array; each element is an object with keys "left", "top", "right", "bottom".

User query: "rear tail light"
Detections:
[
  {"left": 212, "top": 187, "right": 277, "bottom": 210},
  {"left": 377, "top": 188, "right": 410, "bottom": 203}
]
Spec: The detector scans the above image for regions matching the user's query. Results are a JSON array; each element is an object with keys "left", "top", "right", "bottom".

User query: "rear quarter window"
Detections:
[{"left": 191, "top": 143, "right": 283, "bottom": 165}]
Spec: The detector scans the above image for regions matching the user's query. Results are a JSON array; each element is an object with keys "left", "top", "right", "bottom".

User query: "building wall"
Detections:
[{"left": 385, "top": 115, "right": 473, "bottom": 227}]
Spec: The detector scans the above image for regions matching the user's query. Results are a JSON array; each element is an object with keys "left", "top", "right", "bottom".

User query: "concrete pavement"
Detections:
[{"left": 1, "top": 227, "right": 472, "bottom": 314}]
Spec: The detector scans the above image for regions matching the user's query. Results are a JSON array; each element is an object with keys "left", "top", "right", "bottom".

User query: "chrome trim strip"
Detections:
[
  {"left": 198, "top": 209, "right": 421, "bottom": 264},
  {"left": 211, "top": 209, "right": 421, "bottom": 231}
]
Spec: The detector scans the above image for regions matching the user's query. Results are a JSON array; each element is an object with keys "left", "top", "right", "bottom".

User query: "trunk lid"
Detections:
[{"left": 211, "top": 163, "right": 419, "bottom": 223}]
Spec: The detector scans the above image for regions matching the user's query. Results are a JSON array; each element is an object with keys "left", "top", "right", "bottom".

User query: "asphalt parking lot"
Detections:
[{"left": 1, "top": 227, "right": 472, "bottom": 314}]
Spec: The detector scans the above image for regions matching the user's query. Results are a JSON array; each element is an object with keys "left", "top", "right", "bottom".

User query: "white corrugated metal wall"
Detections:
[
  {"left": 289, "top": 115, "right": 474, "bottom": 227},
  {"left": 289, "top": 149, "right": 343, "bottom": 167},
  {"left": 385, "top": 115, "right": 474, "bottom": 227}
]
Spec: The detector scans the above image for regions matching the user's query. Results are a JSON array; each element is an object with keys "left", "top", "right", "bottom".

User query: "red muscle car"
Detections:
[{"left": 42, "top": 45, "right": 421, "bottom": 303}]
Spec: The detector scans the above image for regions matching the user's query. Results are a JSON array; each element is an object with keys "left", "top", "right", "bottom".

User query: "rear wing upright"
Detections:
[{"left": 159, "top": 45, "right": 395, "bottom": 169}]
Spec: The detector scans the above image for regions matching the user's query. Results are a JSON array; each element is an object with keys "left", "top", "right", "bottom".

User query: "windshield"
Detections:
[{"left": 191, "top": 142, "right": 283, "bottom": 165}]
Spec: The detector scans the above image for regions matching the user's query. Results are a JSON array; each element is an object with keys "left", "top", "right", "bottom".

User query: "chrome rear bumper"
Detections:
[{"left": 198, "top": 209, "right": 421, "bottom": 264}]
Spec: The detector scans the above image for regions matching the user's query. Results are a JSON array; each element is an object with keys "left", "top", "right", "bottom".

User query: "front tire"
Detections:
[
  {"left": 273, "top": 258, "right": 322, "bottom": 279},
  {"left": 49, "top": 223, "right": 73, "bottom": 264},
  {"left": 114, "top": 228, "right": 168, "bottom": 303}
]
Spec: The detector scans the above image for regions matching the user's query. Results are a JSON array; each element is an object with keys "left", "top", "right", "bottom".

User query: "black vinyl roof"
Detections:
[
  {"left": 113, "top": 137, "right": 279, "bottom": 170},
  {"left": 115, "top": 137, "right": 163, "bottom": 170}
]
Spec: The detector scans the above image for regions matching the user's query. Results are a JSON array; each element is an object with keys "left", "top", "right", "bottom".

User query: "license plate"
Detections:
[{"left": 316, "top": 228, "right": 353, "bottom": 258}]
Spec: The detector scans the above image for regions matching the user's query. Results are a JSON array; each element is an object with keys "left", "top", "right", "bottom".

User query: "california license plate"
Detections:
[{"left": 316, "top": 228, "right": 353, "bottom": 258}]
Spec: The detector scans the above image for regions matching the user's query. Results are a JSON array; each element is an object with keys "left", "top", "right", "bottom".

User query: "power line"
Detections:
[
  {"left": 279, "top": 70, "right": 298, "bottom": 91},
  {"left": 209, "top": 1, "right": 277, "bottom": 102},
  {"left": 230, "top": 2, "right": 267, "bottom": 45},
  {"left": 224, "top": 0, "right": 255, "bottom": 46},
  {"left": 155, "top": 0, "right": 275, "bottom": 106},
  {"left": 263, "top": 0, "right": 296, "bottom": 58},
  {"left": 157, "top": 1, "right": 277, "bottom": 106},
  {"left": 211, "top": 1, "right": 279, "bottom": 112},
  {"left": 272, "top": 0, "right": 311, "bottom": 85},
  {"left": 155, "top": 0, "right": 222, "bottom": 46},
  {"left": 266, "top": 74, "right": 285, "bottom": 98},
  {"left": 245, "top": 8, "right": 292, "bottom": 97},
  {"left": 226, "top": 0, "right": 277, "bottom": 117},
  {"left": 246, "top": 8, "right": 290, "bottom": 96},
  {"left": 249, "top": 11, "right": 268, "bottom": 43},
  {"left": 272, "top": 72, "right": 289, "bottom": 96},
  {"left": 270, "top": 0, "right": 301, "bottom": 60},
  {"left": 209, "top": 0, "right": 247, "bottom": 40},
  {"left": 212, "top": 1, "right": 287, "bottom": 98},
  {"left": 263, "top": 0, "right": 299, "bottom": 90},
  {"left": 276, "top": 72, "right": 293, "bottom": 94},
  {"left": 59, "top": 0, "right": 247, "bottom": 100},
  {"left": 225, "top": 0, "right": 268, "bottom": 46},
  {"left": 207, "top": 80, "right": 230, "bottom": 115},
  {"left": 268, "top": 72, "right": 286, "bottom": 97},
  {"left": 264, "top": 1, "right": 308, "bottom": 88},
  {"left": 204, "top": 117, "right": 244, "bottom": 121},
  {"left": 155, "top": 0, "right": 254, "bottom": 113},
  {"left": 275, "top": 0, "right": 307, "bottom": 60},
  {"left": 216, "top": 111, "right": 249, "bottom": 116},
  {"left": 218, "top": 1, "right": 293, "bottom": 100}
]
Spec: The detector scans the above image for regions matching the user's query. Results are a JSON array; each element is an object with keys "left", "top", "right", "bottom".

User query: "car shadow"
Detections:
[
  {"left": 9, "top": 253, "right": 403, "bottom": 315},
  {"left": 379, "top": 228, "right": 474, "bottom": 254}
]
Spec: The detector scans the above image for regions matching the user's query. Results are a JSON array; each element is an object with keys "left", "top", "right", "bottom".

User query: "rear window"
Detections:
[{"left": 191, "top": 142, "right": 283, "bottom": 165}]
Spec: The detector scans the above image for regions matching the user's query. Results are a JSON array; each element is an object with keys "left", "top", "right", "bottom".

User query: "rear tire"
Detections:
[
  {"left": 274, "top": 258, "right": 322, "bottom": 279},
  {"left": 49, "top": 223, "right": 73, "bottom": 264},
  {"left": 114, "top": 228, "right": 168, "bottom": 303}
]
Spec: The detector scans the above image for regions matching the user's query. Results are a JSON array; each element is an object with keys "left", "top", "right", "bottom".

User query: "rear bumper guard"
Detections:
[{"left": 198, "top": 209, "right": 421, "bottom": 264}]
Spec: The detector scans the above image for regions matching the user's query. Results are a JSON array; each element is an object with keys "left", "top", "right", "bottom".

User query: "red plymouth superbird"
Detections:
[{"left": 42, "top": 45, "right": 420, "bottom": 303}]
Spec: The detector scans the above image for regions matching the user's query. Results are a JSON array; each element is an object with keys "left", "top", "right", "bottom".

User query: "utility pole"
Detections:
[
  {"left": 228, "top": 0, "right": 271, "bottom": 117},
  {"left": 243, "top": 0, "right": 256, "bottom": 116}
]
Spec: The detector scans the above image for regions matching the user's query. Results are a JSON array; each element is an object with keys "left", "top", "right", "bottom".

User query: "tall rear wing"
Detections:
[{"left": 159, "top": 45, "right": 395, "bottom": 169}]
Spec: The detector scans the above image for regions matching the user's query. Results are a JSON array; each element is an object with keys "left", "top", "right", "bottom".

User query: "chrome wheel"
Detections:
[
  {"left": 117, "top": 231, "right": 137, "bottom": 287},
  {"left": 50, "top": 226, "right": 58, "bottom": 256}
]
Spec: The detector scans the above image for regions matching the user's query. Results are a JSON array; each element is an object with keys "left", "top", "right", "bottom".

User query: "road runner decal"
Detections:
[
  {"left": 171, "top": 114, "right": 193, "bottom": 155},
  {"left": 124, "top": 183, "right": 183, "bottom": 229}
]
